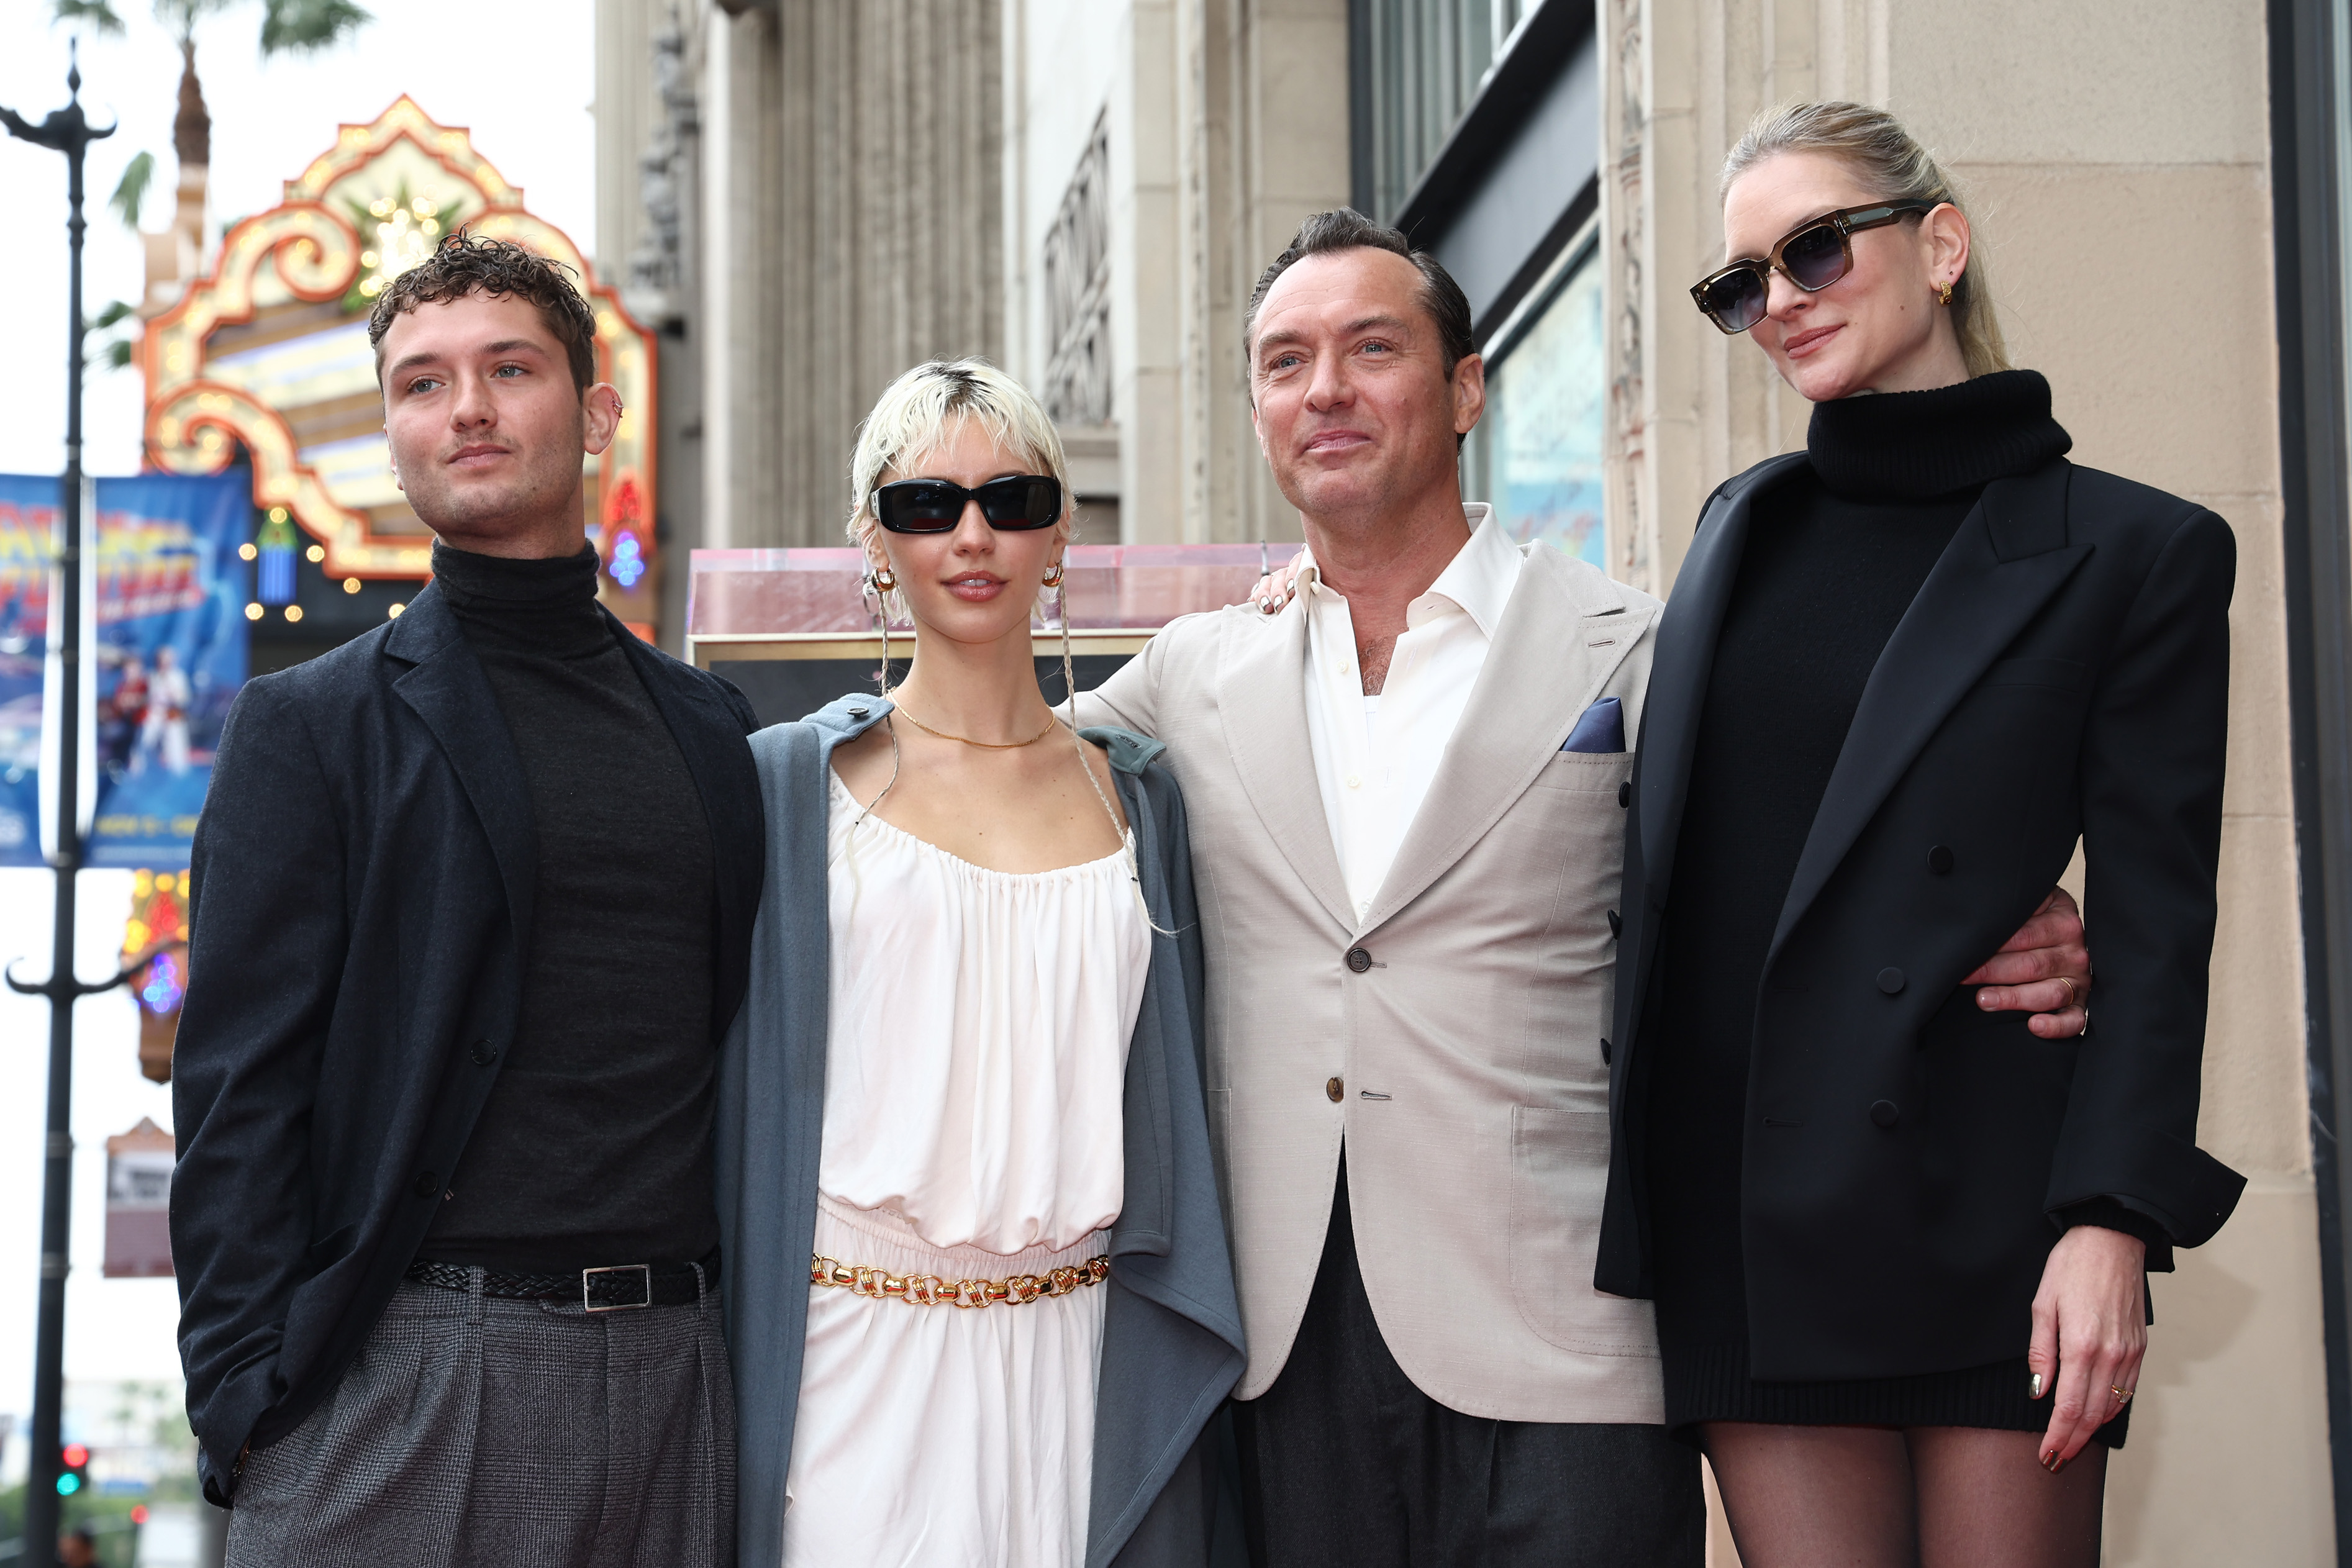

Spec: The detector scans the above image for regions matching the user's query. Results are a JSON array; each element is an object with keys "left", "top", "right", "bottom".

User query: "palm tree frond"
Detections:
[
  {"left": 51, "top": 0, "right": 127, "bottom": 35},
  {"left": 106, "top": 339, "right": 135, "bottom": 371},
  {"left": 110, "top": 152, "right": 156, "bottom": 231},
  {"left": 91, "top": 299, "right": 138, "bottom": 330},
  {"left": 258, "top": 0, "right": 370, "bottom": 55}
]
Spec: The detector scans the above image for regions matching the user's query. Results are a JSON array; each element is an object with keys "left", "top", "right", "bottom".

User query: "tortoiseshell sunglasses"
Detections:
[{"left": 1689, "top": 200, "right": 1938, "bottom": 335}]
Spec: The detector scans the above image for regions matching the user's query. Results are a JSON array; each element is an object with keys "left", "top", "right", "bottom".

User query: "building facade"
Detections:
[{"left": 599, "top": 1, "right": 2349, "bottom": 1558}]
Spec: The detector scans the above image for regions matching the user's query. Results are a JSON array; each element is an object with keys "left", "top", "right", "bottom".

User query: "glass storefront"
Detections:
[{"left": 1461, "top": 239, "right": 1604, "bottom": 565}]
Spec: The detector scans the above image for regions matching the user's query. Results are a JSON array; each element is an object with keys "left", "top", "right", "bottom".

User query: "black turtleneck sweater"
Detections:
[
  {"left": 1645, "top": 371, "right": 2073, "bottom": 1359},
  {"left": 420, "top": 543, "right": 720, "bottom": 1274}
]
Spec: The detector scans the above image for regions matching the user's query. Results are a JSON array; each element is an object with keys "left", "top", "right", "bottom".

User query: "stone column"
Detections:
[
  {"left": 595, "top": 0, "right": 657, "bottom": 283},
  {"left": 1224, "top": 0, "right": 1354, "bottom": 547},
  {"left": 767, "top": 0, "right": 1006, "bottom": 548},
  {"left": 1109, "top": 0, "right": 1349, "bottom": 546},
  {"left": 1603, "top": 0, "right": 1885, "bottom": 600},
  {"left": 597, "top": 0, "right": 707, "bottom": 649},
  {"left": 702, "top": 2, "right": 788, "bottom": 550}
]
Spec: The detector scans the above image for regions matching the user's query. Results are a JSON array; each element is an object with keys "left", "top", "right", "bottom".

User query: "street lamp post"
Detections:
[{"left": 1, "top": 45, "right": 122, "bottom": 1568}]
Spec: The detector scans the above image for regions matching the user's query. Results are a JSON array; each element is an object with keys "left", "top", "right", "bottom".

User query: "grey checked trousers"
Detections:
[{"left": 225, "top": 1271, "right": 736, "bottom": 1568}]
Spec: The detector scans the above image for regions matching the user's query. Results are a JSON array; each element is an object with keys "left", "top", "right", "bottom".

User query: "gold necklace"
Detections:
[{"left": 892, "top": 707, "right": 1061, "bottom": 750}]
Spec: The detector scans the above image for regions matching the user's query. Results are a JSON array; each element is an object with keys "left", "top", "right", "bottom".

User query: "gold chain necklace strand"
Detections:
[{"left": 894, "top": 707, "right": 1061, "bottom": 749}]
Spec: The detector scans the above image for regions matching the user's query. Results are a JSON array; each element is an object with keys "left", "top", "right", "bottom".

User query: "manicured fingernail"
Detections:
[{"left": 2029, "top": 1372, "right": 2045, "bottom": 1399}]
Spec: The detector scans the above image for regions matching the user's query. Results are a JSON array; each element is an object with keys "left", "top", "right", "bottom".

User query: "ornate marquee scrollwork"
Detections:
[{"left": 136, "top": 96, "right": 658, "bottom": 599}]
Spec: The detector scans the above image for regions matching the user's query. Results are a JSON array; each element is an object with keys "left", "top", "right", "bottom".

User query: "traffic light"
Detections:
[{"left": 57, "top": 1441, "right": 89, "bottom": 1496}]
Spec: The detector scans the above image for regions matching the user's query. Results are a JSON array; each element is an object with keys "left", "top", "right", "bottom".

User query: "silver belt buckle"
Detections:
[{"left": 583, "top": 1263, "right": 652, "bottom": 1313}]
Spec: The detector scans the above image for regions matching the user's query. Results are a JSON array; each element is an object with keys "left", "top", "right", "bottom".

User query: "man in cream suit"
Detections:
[
  {"left": 1076, "top": 209, "right": 1689, "bottom": 1563},
  {"left": 1078, "top": 211, "right": 2081, "bottom": 1564}
]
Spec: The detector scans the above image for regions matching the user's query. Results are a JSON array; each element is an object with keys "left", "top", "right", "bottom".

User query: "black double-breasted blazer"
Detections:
[
  {"left": 170, "top": 584, "right": 763, "bottom": 1501},
  {"left": 1595, "top": 452, "right": 2247, "bottom": 1382}
]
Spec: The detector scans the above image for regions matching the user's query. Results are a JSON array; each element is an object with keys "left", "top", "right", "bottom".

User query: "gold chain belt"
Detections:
[{"left": 809, "top": 1252, "right": 1110, "bottom": 1309}]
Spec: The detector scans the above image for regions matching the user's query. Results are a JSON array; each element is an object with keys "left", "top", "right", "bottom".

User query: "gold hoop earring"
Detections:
[
  {"left": 1043, "top": 559, "right": 1065, "bottom": 588},
  {"left": 872, "top": 564, "right": 897, "bottom": 592},
  {"left": 1938, "top": 281, "right": 1955, "bottom": 306}
]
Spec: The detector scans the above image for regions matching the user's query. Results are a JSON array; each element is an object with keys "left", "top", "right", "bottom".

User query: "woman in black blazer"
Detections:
[{"left": 1595, "top": 102, "right": 2245, "bottom": 1566}]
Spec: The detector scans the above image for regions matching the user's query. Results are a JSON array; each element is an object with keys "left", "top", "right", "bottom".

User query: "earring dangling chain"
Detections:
[
  {"left": 866, "top": 566, "right": 896, "bottom": 700},
  {"left": 850, "top": 560, "right": 905, "bottom": 832}
]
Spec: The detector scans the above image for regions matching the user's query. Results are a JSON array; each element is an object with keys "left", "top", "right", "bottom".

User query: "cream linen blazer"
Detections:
[{"left": 1076, "top": 538, "right": 1665, "bottom": 1423}]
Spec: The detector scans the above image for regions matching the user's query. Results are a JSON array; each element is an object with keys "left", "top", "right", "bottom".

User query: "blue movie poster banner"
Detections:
[{"left": 0, "top": 471, "right": 249, "bottom": 868}]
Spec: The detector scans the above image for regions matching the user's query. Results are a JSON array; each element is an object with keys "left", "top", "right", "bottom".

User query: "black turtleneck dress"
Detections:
[
  {"left": 1643, "top": 371, "right": 2143, "bottom": 1436},
  {"left": 420, "top": 543, "right": 722, "bottom": 1275}
]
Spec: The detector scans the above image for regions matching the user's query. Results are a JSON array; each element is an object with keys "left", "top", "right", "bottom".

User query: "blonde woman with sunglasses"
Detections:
[
  {"left": 1594, "top": 102, "right": 2245, "bottom": 1567},
  {"left": 711, "top": 360, "right": 1242, "bottom": 1567}
]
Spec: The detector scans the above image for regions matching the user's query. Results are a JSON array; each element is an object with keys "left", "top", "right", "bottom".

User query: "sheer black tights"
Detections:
[{"left": 1703, "top": 1423, "right": 2106, "bottom": 1568}]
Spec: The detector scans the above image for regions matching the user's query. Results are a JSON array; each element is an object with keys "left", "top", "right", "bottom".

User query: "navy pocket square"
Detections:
[{"left": 1562, "top": 696, "right": 1625, "bottom": 753}]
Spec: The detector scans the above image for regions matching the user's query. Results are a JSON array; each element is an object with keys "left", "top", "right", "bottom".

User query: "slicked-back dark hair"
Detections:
[
  {"left": 368, "top": 232, "right": 601, "bottom": 396},
  {"left": 1242, "top": 208, "right": 1476, "bottom": 383}
]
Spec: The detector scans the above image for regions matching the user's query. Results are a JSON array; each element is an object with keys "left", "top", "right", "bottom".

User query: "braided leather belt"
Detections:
[
  {"left": 810, "top": 1251, "right": 1110, "bottom": 1308},
  {"left": 406, "top": 1254, "right": 717, "bottom": 1312}
]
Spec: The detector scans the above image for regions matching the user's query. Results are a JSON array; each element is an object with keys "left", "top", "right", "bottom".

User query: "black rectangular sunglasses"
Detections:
[{"left": 872, "top": 474, "right": 1063, "bottom": 533}]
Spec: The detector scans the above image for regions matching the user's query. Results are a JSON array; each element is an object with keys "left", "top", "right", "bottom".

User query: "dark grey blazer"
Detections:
[{"left": 715, "top": 695, "right": 1245, "bottom": 1567}]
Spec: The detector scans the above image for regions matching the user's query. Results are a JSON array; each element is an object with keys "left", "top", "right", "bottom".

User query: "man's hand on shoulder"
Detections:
[{"left": 1965, "top": 886, "right": 2091, "bottom": 1038}]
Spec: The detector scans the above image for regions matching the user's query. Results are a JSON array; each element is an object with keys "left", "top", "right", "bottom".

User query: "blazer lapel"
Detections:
[
  {"left": 1109, "top": 763, "right": 1175, "bottom": 1252},
  {"left": 1217, "top": 606, "right": 1357, "bottom": 931},
  {"left": 387, "top": 584, "right": 538, "bottom": 950},
  {"left": 1636, "top": 453, "right": 1807, "bottom": 900},
  {"left": 1357, "top": 547, "right": 1651, "bottom": 931},
  {"left": 1768, "top": 462, "right": 2091, "bottom": 959}
]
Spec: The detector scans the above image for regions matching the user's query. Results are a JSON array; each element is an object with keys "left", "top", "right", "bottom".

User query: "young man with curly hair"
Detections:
[{"left": 172, "top": 235, "right": 763, "bottom": 1567}]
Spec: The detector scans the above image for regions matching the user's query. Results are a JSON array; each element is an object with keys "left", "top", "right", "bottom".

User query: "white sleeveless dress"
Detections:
[{"left": 780, "top": 773, "right": 1150, "bottom": 1567}]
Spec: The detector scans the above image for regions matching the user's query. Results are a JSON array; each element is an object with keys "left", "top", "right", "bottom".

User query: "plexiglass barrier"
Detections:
[
  {"left": 686, "top": 543, "right": 1282, "bottom": 725},
  {"left": 686, "top": 543, "right": 1277, "bottom": 655}
]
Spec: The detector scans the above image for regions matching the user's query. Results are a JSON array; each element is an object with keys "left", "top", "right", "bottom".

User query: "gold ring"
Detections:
[
  {"left": 2111, "top": 1385, "right": 2135, "bottom": 1405},
  {"left": 2056, "top": 976, "right": 2079, "bottom": 1008}
]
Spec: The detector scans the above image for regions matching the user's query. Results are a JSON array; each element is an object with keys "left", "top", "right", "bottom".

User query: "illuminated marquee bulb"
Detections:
[
  {"left": 352, "top": 189, "right": 455, "bottom": 301},
  {"left": 254, "top": 506, "right": 298, "bottom": 605}
]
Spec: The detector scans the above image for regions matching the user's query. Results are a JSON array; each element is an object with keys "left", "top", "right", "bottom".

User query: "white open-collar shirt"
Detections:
[{"left": 1298, "top": 503, "right": 1524, "bottom": 922}]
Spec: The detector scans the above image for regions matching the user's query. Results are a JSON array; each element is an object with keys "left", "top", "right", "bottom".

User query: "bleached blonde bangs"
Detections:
[{"left": 846, "top": 359, "right": 1073, "bottom": 550}]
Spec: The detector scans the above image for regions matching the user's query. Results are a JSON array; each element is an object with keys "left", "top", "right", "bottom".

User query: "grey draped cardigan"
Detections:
[{"left": 715, "top": 694, "right": 1246, "bottom": 1567}]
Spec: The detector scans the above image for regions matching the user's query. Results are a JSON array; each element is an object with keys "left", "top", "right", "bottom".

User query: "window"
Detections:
[
  {"left": 1461, "top": 236, "right": 1602, "bottom": 565},
  {"left": 1358, "top": 0, "right": 1532, "bottom": 220}
]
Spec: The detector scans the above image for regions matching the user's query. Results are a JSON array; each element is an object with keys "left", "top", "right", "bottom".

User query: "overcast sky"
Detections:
[{"left": 0, "top": 0, "right": 597, "bottom": 1465}]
